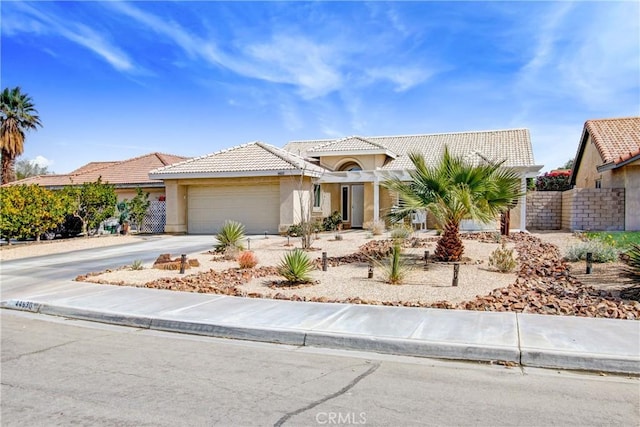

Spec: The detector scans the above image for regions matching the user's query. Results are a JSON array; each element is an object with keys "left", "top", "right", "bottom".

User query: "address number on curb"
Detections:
[{"left": 7, "top": 300, "right": 39, "bottom": 311}]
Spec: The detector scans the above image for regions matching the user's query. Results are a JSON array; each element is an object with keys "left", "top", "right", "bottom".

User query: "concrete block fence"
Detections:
[{"left": 526, "top": 188, "right": 625, "bottom": 231}]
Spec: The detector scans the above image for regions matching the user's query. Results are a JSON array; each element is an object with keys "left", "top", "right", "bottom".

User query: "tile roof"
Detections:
[
  {"left": 4, "top": 152, "right": 188, "bottom": 188},
  {"left": 149, "top": 142, "right": 326, "bottom": 177},
  {"left": 585, "top": 117, "right": 640, "bottom": 165},
  {"left": 308, "top": 136, "right": 392, "bottom": 154},
  {"left": 286, "top": 129, "right": 536, "bottom": 169}
]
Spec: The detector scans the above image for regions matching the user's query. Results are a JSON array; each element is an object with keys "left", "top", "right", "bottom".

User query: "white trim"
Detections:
[
  {"left": 309, "top": 149, "right": 397, "bottom": 159},
  {"left": 373, "top": 177, "right": 380, "bottom": 222},
  {"left": 149, "top": 169, "right": 323, "bottom": 180}
]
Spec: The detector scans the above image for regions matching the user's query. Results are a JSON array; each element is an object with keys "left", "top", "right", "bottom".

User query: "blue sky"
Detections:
[{"left": 2, "top": 1, "right": 639, "bottom": 174}]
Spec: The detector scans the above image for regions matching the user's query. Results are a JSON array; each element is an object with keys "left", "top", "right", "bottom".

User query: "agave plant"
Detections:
[
  {"left": 215, "top": 220, "right": 246, "bottom": 252},
  {"left": 620, "top": 244, "right": 640, "bottom": 301},
  {"left": 278, "top": 249, "right": 313, "bottom": 284}
]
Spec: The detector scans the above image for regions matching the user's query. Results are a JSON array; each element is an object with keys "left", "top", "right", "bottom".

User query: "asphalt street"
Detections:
[{"left": 2, "top": 311, "right": 639, "bottom": 427}]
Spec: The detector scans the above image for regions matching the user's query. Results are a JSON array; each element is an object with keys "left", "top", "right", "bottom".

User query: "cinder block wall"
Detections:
[
  {"left": 526, "top": 191, "right": 563, "bottom": 230},
  {"left": 561, "top": 188, "right": 625, "bottom": 231}
]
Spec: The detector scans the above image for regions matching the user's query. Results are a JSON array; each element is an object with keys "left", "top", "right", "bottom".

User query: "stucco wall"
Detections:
[
  {"left": 575, "top": 135, "right": 603, "bottom": 188},
  {"left": 319, "top": 154, "right": 385, "bottom": 171},
  {"left": 620, "top": 164, "right": 640, "bottom": 230},
  {"left": 561, "top": 188, "right": 625, "bottom": 231}
]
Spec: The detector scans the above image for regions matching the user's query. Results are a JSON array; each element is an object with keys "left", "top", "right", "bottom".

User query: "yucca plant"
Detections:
[
  {"left": 215, "top": 220, "right": 245, "bottom": 253},
  {"left": 278, "top": 249, "right": 313, "bottom": 284},
  {"left": 379, "top": 240, "right": 410, "bottom": 285},
  {"left": 130, "top": 259, "right": 144, "bottom": 270}
]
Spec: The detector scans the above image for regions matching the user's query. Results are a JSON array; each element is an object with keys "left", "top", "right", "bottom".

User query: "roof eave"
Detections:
[
  {"left": 597, "top": 153, "right": 640, "bottom": 172},
  {"left": 149, "top": 169, "right": 323, "bottom": 180},
  {"left": 569, "top": 126, "right": 591, "bottom": 186},
  {"left": 307, "top": 149, "right": 397, "bottom": 159}
]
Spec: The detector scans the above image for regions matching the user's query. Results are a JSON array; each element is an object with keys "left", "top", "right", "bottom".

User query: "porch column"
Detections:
[
  {"left": 373, "top": 176, "right": 380, "bottom": 221},
  {"left": 520, "top": 176, "right": 527, "bottom": 232}
]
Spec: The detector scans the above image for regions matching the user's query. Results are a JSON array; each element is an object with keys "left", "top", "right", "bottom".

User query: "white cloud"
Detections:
[
  {"left": 515, "top": 2, "right": 639, "bottom": 111},
  {"left": 366, "top": 67, "right": 434, "bottom": 92},
  {"left": 31, "top": 155, "right": 53, "bottom": 168},
  {"left": 5, "top": 2, "right": 137, "bottom": 73}
]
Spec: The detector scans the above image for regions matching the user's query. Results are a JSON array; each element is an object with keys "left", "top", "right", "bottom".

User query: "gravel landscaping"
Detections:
[{"left": 73, "top": 230, "right": 640, "bottom": 320}]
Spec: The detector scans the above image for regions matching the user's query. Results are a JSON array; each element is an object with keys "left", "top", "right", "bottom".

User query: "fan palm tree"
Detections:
[
  {"left": 383, "top": 148, "right": 522, "bottom": 262},
  {"left": 1, "top": 87, "right": 42, "bottom": 184}
]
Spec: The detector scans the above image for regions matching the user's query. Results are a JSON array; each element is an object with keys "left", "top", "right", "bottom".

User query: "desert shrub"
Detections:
[
  {"left": 237, "top": 250, "right": 258, "bottom": 269},
  {"left": 364, "top": 219, "right": 386, "bottom": 235},
  {"left": 215, "top": 220, "right": 246, "bottom": 252},
  {"left": 287, "top": 223, "right": 303, "bottom": 237},
  {"left": 130, "top": 260, "right": 144, "bottom": 270},
  {"left": 390, "top": 224, "right": 412, "bottom": 241},
  {"left": 379, "top": 240, "right": 410, "bottom": 284},
  {"left": 278, "top": 249, "right": 313, "bottom": 283},
  {"left": 222, "top": 245, "right": 240, "bottom": 261},
  {"left": 322, "top": 211, "right": 343, "bottom": 231},
  {"left": 488, "top": 242, "right": 517, "bottom": 273},
  {"left": 334, "top": 233, "right": 343, "bottom": 241},
  {"left": 564, "top": 240, "right": 619, "bottom": 263}
]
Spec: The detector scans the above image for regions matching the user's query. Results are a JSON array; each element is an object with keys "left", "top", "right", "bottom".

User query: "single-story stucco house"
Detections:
[
  {"left": 570, "top": 117, "right": 640, "bottom": 230},
  {"left": 5, "top": 152, "right": 187, "bottom": 202},
  {"left": 149, "top": 129, "right": 542, "bottom": 234}
]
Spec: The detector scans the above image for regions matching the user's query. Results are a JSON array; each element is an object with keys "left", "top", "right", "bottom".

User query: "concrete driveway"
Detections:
[{"left": 0, "top": 235, "right": 214, "bottom": 300}]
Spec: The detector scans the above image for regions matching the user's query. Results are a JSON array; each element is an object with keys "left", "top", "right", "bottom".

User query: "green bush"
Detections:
[
  {"left": 278, "top": 249, "right": 313, "bottom": 283},
  {"left": 322, "top": 211, "right": 343, "bottom": 231},
  {"left": 130, "top": 260, "right": 144, "bottom": 270},
  {"left": 564, "top": 240, "right": 619, "bottom": 263},
  {"left": 489, "top": 242, "right": 517, "bottom": 273},
  {"left": 215, "top": 220, "right": 246, "bottom": 252}
]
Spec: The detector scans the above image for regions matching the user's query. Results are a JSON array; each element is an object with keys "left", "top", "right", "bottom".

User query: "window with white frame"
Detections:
[{"left": 313, "top": 184, "right": 321, "bottom": 208}]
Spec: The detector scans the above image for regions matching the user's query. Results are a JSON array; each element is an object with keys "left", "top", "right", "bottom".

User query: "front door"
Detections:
[{"left": 351, "top": 184, "right": 364, "bottom": 228}]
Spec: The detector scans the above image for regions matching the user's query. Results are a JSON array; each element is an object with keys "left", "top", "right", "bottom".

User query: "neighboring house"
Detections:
[
  {"left": 5, "top": 152, "right": 188, "bottom": 201},
  {"left": 150, "top": 129, "right": 542, "bottom": 234},
  {"left": 570, "top": 117, "right": 640, "bottom": 230}
]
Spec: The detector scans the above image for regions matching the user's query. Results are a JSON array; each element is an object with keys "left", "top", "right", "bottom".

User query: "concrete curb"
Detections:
[
  {"left": 521, "top": 349, "right": 640, "bottom": 375},
  {"left": 304, "top": 331, "right": 520, "bottom": 363},
  {"left": 2, "top": 299, "right": 638, "bottom": 375}
]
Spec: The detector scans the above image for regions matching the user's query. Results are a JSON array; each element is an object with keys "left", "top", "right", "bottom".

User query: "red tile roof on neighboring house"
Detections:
[
  {"left": 3, "top": 152, "right": 188, "bottom": 188},
  {"left": 585, "top": 117, "right": 640, "bottom": 165}
]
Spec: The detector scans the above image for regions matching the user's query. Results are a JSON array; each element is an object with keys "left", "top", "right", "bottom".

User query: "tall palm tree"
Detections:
[
  {"left": 383, "top": 148, "right": 522, "bottom": 262},
  {"left": 1, "top": 87, "right": 42, "bottom": 184}
]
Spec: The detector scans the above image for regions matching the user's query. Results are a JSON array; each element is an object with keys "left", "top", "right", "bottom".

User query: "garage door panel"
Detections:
[{"left": 188, "top": 184, "right": 279, "bottom": 234}]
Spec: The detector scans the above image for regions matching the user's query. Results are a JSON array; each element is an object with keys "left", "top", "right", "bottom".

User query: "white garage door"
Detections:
[{"left": 187, "top": 184, "right": 280, "bottom": 234}]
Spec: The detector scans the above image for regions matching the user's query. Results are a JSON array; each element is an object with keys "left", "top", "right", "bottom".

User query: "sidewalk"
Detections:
[{"left": 2, "top": 281, "right": 639, "bottom": 375}]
